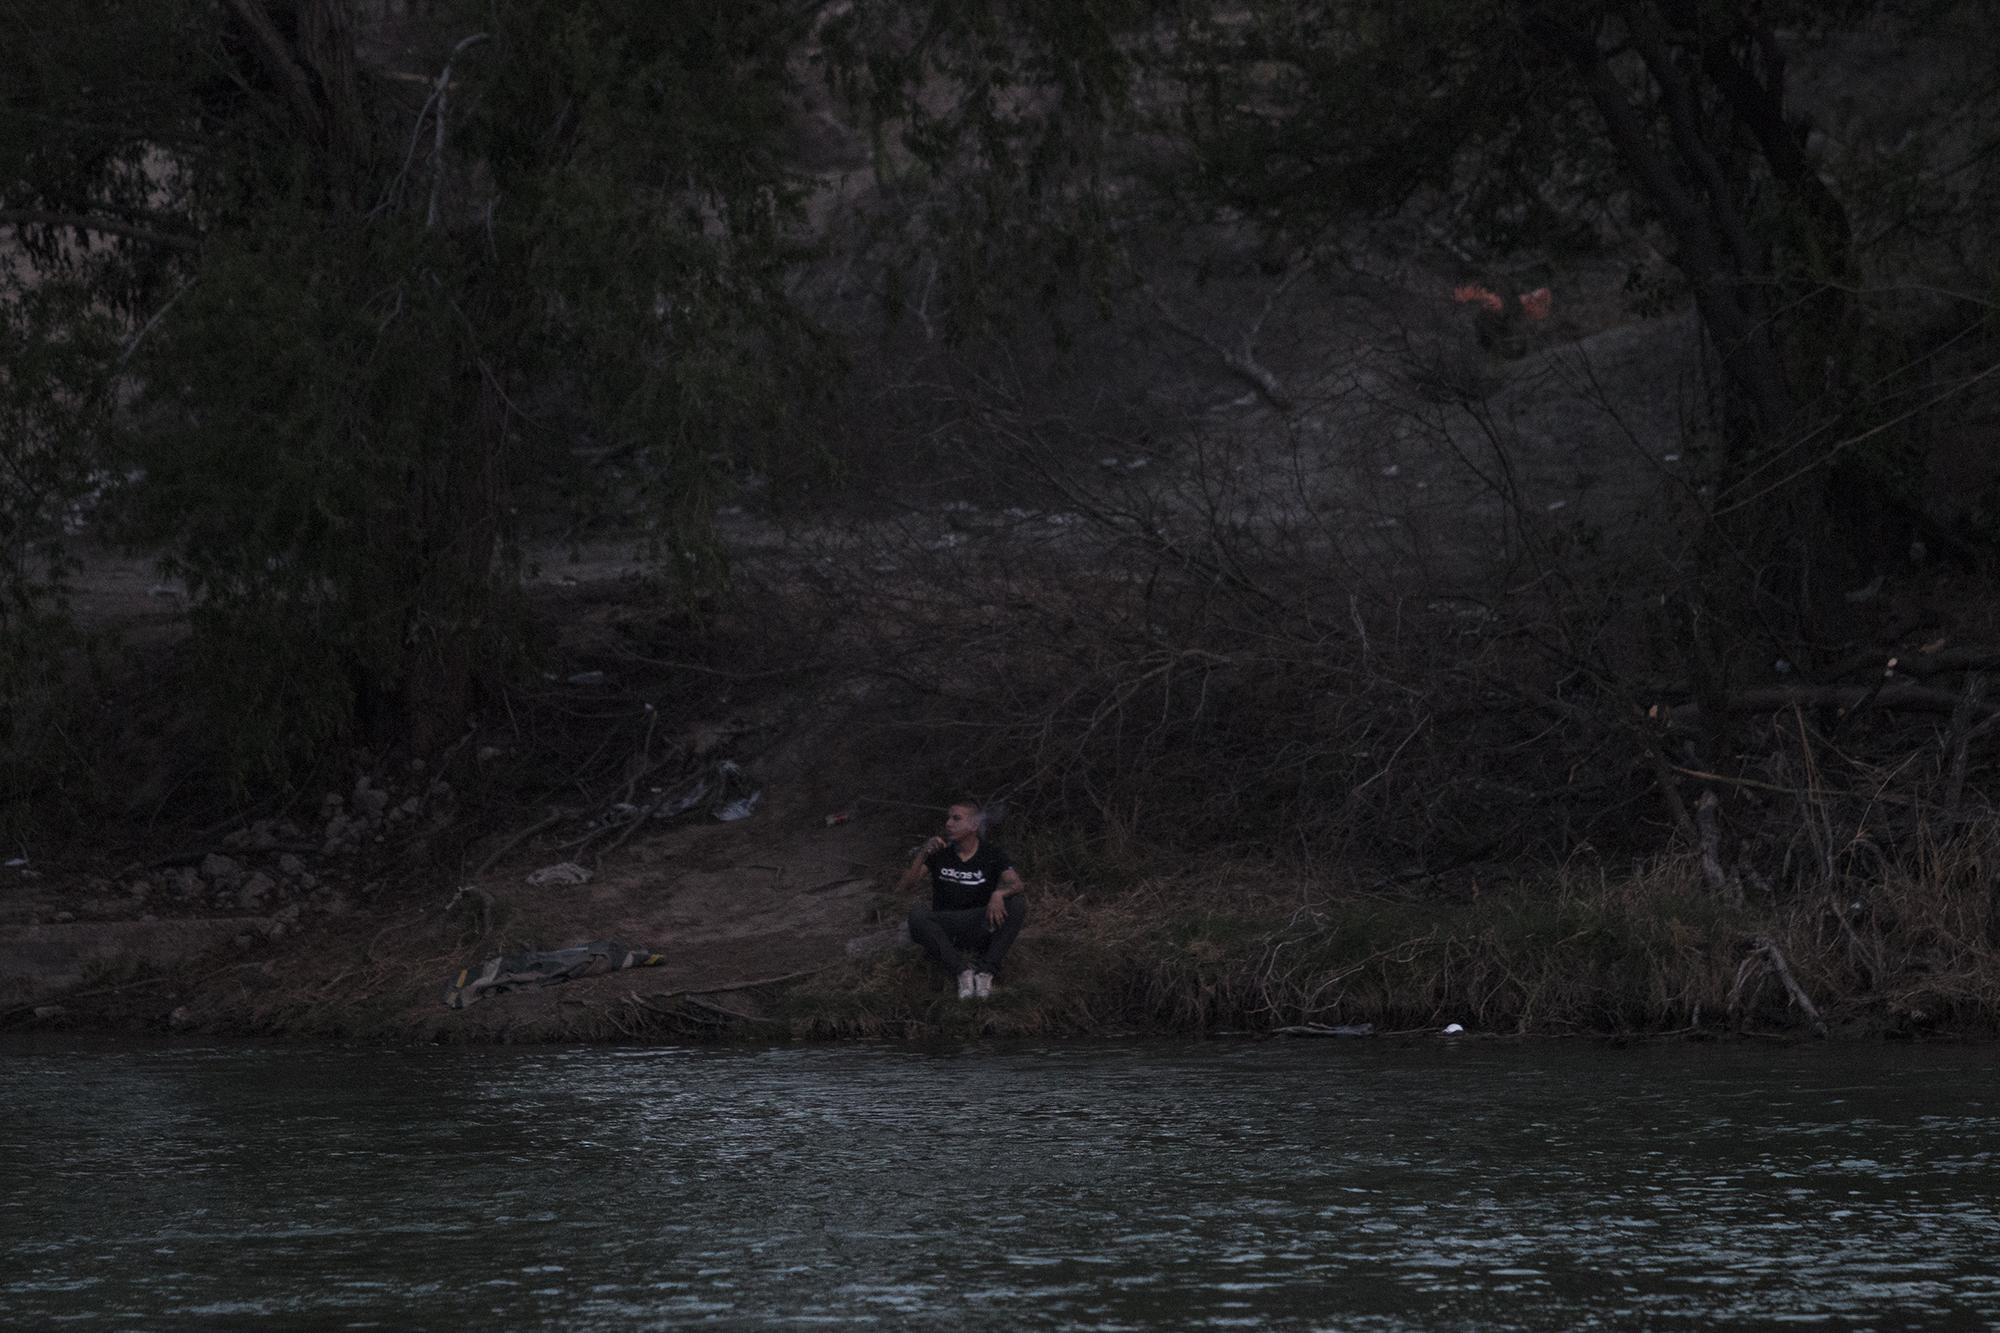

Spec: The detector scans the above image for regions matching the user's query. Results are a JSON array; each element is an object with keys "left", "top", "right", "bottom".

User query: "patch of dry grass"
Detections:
[{"left": 772, "top": 835, "right": 2000, "bottom": 1040}]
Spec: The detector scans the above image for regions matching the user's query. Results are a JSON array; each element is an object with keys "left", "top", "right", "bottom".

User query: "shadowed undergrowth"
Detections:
[
  {"left": 773, "top": 838, "right": 2000, "bottom": 1042},
  {"left": 43, "top": 831, "right": 2000, "bottom": 1044}
]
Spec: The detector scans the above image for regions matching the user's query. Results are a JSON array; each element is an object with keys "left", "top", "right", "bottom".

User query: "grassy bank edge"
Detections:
[
  {"left": 35, "top": 852, "right": 1991, "bottom": 1044},
  {"left": 768, "top": 862, "right": 2000, "bottom": 1043}
]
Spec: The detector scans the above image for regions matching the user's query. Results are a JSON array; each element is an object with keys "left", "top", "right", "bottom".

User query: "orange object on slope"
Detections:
[{"left": 1452, "top": 283, "right": 1505, "bottom": 313}]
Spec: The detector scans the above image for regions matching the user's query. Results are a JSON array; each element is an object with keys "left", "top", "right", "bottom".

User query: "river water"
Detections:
[{"left": 2, "top": 1037, "right": 1997, "bottom": 1329}]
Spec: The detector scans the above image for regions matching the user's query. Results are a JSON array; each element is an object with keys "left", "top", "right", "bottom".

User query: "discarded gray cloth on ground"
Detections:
[
  {"left": 444, "top": 939, "right": 663, "bottom": 1009},
  {"left": 659, "top": 758, "right": 763, "bottom": 823}
]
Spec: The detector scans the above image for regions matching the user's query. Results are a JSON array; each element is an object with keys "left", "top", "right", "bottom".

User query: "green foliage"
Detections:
[
  {"left": 1167, "top": 1, "right": 1608, "bottom": 250},
  {"left": 0, "top": 249, "right": 125, "bottom": 835},
  {"left": 121, "top": 217, "right": 490, "bottom": 772},
  {"left": 0, "top": 280, "right": 115, "bottom": 592},
  {"left": 2, "top": 0, "right": 839, "bottom": 799},
  {"left": 462, "top": 0, "right": 834, "bottom": 506},
  {"left": 824, "top": 0, "right": 1155, "bottom": 339}
]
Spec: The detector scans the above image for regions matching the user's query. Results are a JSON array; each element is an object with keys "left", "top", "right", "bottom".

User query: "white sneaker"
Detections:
[
  {"left": 957, "top": 969, "right": 977, "bottom": 1000},
  {"left": 974, "top": 972, "right": 993, "bottom": 1000}
]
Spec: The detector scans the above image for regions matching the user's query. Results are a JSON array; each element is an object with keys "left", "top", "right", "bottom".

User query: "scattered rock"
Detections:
[
  {"left": 845, "top": 928, "right": 903, "bottom": 959},
  {"left": 33, "top": 1005, "right": 67, "bottom": 1021},
  {"left": 52, "top": 910, "right": 76, "bottom": 924},
  {"left": 277, "top": 853, "right": 306, "bottom": 878},
  {"left": 200, "top": 853, "right": 243, "bottom": 888},
  {"left": 526, "top": 861, "right": 593, "bottom": 886},
  {"left": 238, "top": 872, "right": 277, "bottom": 911},
  {"left": 168, "top": 1006, "right": 194, "bottom": 1029},
  {"left": 354, "top": 786, "right": 390, "bottom": 818}
]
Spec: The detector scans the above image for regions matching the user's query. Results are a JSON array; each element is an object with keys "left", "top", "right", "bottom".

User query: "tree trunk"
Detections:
[
  {"left": 1547, "top": 8, "right": 1908, "bottom": 640},
  {"left": 222, "top": 0, "right": 372, "bottom": 209},
  {"left": 400, "top": 367, "right": 507, "bottom": 754}
]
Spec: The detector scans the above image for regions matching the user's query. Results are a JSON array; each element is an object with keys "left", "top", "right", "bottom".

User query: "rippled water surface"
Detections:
[{"left": 4, "top": 1037, "right": 1999, "bottom": 1328}]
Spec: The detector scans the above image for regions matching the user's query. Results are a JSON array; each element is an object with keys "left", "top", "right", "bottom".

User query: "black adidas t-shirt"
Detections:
[{"left": 925, "top": 841, "right": 1014, "bottom": 912}]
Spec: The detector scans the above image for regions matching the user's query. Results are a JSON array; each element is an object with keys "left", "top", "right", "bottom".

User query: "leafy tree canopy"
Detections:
[{"left": 2, "top": 0, "right": 835, "bottom": 788}]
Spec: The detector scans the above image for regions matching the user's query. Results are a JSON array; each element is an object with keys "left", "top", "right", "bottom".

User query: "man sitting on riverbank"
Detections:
[{"left": 898, "top": 799, "right": 1026, "bottom": 1000}]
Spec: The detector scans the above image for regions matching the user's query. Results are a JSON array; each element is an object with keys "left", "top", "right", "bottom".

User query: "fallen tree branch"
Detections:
[
  {"left": 630, "top": 990, "right": 783, "bottom": 1026},
  {"left": 1727, "top": 934, "right": 1828, "bottom": 1037},
  {"left": 590, "top": 759, "right": 705, "bottom": 868},
  {"left": 1822, "top": 645, "right": 2000, "bottom": 682},
  {"left": 471, "top": 808, "right": 570, "bottom": 878},
  {"left": 637, "top": 962, "right": 838, "bottom": 1002},
  {"left": 1695, "top": 791, "right": 1744, "bottom": 908},
  {"left": 1657, "top": 681, "right": 2000, "bottom": 724},
  {"left": 1756, "top": 935, "right": 1828, "bottom": 1038}
]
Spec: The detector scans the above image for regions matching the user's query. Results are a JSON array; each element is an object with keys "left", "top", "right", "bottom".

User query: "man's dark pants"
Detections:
[{"left": 908, "top": 897, "right": 1027, "bottom": 977}]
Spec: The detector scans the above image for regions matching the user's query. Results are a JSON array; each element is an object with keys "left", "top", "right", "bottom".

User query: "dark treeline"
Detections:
[{"left": 4, "top": 0, "right": 1999, "bottom": 926}]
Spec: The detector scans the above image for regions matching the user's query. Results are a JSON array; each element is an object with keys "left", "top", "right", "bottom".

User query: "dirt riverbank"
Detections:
[
  {"left": 9, "top": 802, "right": 1994, "bottom": 1044},
  {"left": 9, "top": 544, "right": 2000, "bottom": 1046}
]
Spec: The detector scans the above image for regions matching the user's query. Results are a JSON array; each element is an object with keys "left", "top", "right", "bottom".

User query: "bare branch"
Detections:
[
  {"left": 428, "top": 33, "right": 491, "bottom": 228},
  {"left": 0, "top": 208, "right": 199, "bottom": 252},
  {"left": 1143, "top": 283, "right": 1294, "bottom": 413},
  {"left": 218, "top": 0, "right": 325, "bottom": 138}
]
